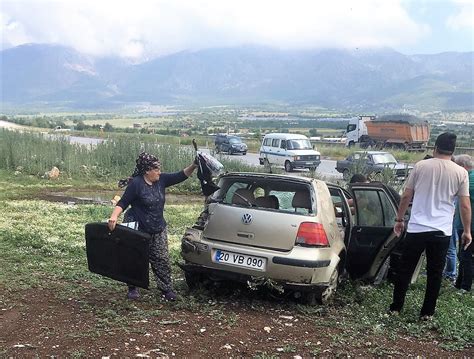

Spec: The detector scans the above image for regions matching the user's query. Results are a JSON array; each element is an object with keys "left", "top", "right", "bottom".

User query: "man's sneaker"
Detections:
[
  {"left": 127, "top": 287, "right": 139, "bottom": 300},
  {"left": 419, "top": 315, "right": 433, "bottom": 321},
  {"left": 163, "top": 290, "right": 177, "bottom": 301},
  {"left": 388, "top": 309, "right": 400, "bottom": 317}
]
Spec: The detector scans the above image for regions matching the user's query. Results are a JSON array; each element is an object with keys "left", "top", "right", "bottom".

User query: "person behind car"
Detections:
[
  {"left": 452, "top": 154, "right": 474, "bottom": 292},
  {"left": 390, "top": 132, "right": 472, "bottom": 320},
  {"left": 108, "top": 152, "right": 198, "bottom": 301}
]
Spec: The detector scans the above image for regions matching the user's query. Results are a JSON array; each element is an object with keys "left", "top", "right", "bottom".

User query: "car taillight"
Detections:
[{"left": 295, "top": 222, "right": 329, "bottom": 247}]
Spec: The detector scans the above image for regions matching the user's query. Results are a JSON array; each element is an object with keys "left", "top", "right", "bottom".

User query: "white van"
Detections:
[{"left": 259, "top": 133, "right": 321, "bottom": 172}]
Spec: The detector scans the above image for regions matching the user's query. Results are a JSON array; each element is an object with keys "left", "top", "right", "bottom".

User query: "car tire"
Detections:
[
  {"left": 343, "top": 169, "right": 350, "bottom": 181},
  {"left": 184, "top": 270, "right": 204, "bottom": 290},
  {"left": 243, "top": 152, "right": 247, "bottom": 156},
  {"left": 228, "top": 148, "right": 233, "bottom": 155},
  {"left": 304, "top": 267, "right": 339, "bottom": 305},
  {"left": 284, "top": 160, "right": 293, "bottom": 172},
  {"left": 318, "top": 267, "right": 339, "bottom": 304},
  {"left": 215, "top": 146, "right": 220, "bottom": 154}
]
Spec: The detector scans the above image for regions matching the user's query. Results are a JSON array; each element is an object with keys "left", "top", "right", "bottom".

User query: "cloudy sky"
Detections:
[{"left": 1, "top": 0, "right": 472, "bottom": 61}]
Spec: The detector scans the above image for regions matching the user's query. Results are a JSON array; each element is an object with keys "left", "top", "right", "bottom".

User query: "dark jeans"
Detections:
[
  {"left": 455, "top": 229, "right": 473, "bottom": 291},
  {"left": 390, "top": 231, "right": 450, "bottom": 317}
]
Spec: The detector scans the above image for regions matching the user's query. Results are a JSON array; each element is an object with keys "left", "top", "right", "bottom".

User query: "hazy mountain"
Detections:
[{"left": 1, "top": 44, "right": 472, "bottom": 110}]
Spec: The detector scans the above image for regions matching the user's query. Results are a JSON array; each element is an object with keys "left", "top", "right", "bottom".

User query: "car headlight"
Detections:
[{"left": 294, "top": 156, "right": 300, "bottom": 161}]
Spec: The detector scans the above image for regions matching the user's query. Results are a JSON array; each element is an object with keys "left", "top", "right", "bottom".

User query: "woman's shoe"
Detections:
[
  {"left": 162, "top": 290, "right": 177, "bottom": 301},
  {"left": 127, "top": 287, "right": 139, "bottom": 300}
]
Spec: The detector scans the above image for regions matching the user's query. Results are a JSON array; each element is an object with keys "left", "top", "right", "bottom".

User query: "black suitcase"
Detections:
[{"left": 85, "top": 222, "right": 150, "bottom": 289}]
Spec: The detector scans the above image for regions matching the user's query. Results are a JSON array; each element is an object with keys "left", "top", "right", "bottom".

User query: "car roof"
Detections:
[
  {"left": 220, "top": 172, "right": 317, "bottom": 185},
  {"left": 263, "top": 133, "right": 308, "bottom": 140},
  {"left": 354, "top": 151, "right": 391, "bottom": 155}
]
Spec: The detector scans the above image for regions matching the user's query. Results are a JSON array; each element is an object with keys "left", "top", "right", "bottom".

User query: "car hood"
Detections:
[
  {"left": 286, "top": 149, "right": 320, "bottom": 156},
  {"left": 203, "top": 203, "right": 301, "bottom": 251},
  {"left": 375, "top": 163, "right": 412, "bottom": 170}
]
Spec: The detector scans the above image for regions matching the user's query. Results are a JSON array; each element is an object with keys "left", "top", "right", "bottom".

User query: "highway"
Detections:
[{"left": 200, "top": 149, "right": 342, "bottom": 180}]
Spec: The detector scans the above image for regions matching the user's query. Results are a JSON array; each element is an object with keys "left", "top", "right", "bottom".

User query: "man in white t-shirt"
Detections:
[{"left": 390, "top": 132, "right": 472, "bottom": 320}]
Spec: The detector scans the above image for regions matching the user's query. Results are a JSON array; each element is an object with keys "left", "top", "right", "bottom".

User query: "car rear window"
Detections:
[{"left": 212, "top": 177, "right": 315, "bottom": 215}]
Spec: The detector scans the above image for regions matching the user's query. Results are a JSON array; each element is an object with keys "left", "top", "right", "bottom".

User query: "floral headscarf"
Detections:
[{"left": 118, "top": 152, "right": 161, "bottom": 187}]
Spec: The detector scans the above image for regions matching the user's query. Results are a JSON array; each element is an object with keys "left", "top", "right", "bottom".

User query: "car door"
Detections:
[
  {"left": 268, "top": 138, "right": 281, "bottom": 166},
  {"left": 345, "top": 182, "right": 402, "bottom": 280}
]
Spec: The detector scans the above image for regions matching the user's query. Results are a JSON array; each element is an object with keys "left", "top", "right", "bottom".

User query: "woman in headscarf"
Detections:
[{"left": 108, "top": 152, "right": 197, "bottom": 301}]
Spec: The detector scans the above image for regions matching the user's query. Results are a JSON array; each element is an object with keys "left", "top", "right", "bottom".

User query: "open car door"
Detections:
[{"left": 345, "top": 182, "right": 402, "bottom": 281}]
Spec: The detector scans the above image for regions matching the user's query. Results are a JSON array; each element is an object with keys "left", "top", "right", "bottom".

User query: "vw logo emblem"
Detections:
[{"left": 242, "top": 213, "right": 252, "bottom": 224}]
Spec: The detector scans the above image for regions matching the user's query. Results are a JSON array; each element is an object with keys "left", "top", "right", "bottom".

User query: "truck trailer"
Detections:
[{"left": 345, "top": 115, "right": 430, "bottom": 151}]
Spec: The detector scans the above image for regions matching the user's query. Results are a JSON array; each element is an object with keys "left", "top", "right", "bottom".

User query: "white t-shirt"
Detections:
[{"left": 405, "top": 158, "right": 469, "bottom": 236}]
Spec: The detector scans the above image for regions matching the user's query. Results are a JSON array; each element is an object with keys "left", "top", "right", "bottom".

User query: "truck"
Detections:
[{"left": 345, "top": 115, "right": 430, "bottom": 151}]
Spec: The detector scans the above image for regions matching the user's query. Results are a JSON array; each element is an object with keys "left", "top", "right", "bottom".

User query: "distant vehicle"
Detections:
[
  {"left": 335, "top": 151, "right": 413, "bottom": 181},
  {"left": 258, "top": 133, "right": 321, "bottom": 172},
  {"left": 215, "top": 134, "right": 248, "bottom": 155},
  {"left": 345, "top": 115, "right": 430, "bottom": 151},
  {"left": 180, "top": 172, "right": 420, "bottom": 304}
]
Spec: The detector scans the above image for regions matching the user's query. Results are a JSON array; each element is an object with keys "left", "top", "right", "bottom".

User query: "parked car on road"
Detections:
[
  {"left": 335, "top": 151, "right": 412, "bottom": 181},
  {"left": 215, "top": 134, "right": 248, "bottom": 155},
  {"left": 180, "top": 172, "right": 416, "bottom": 304}
]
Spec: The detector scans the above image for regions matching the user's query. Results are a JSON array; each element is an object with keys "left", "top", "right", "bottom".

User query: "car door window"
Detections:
[
  {"left": 354, "top": 190, "right": 383, "bottom": 227},
  {"left": 353, "top": 189, "right": 395, "bottom": 227},
  {"left": 272, "top": 139, "right": 280, "bottom": 147}
]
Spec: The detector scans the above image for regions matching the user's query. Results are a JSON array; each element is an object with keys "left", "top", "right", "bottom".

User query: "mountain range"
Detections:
[{"left": 1, "top": 43, "right": 473, "bottom": 111}]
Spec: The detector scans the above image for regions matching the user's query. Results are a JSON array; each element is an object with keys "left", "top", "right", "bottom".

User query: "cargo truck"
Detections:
[{"left": 345, "top": 115, "right": 430, "bottom": 151}]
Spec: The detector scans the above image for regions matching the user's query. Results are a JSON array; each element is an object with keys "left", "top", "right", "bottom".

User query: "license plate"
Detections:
[{"left": 213, "top": 249, "right": 266, "bottom": 271}]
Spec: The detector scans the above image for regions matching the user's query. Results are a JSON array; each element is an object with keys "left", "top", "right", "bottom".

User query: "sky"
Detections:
[{"left": 1, "top": 0, "right": 473, "bottom": 61}]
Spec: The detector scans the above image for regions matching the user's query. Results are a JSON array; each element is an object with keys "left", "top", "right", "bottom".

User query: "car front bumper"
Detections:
[{"left": 292, "top": 160, "right": 321, "bottom": 169}]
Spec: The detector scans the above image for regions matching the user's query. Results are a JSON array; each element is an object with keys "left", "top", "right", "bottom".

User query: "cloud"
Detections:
[
  {"left": 446, "top": 0, "right": 474, "bottom": 30},
  {"left": 1, "top": 0, "right": 429, "bottom": 60}
]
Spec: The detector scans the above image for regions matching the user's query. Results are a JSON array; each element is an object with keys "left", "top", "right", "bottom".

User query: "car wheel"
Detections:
[
  {"left": 318, "top": 267, "right": 339, "bottom": 304},
  {"left": 184, "top": 270, "right": 204, "bottom": 290},
  {"left": 284, "top": 160, "right": 293, "bottom": 172},
  {"left": 215, "top": 146, "right": 220, "bottom": 154},
  {"left": 343, "top": 169, "right": 350, "bottom": 181},
  {"left": 228, "top": 148, "right": 233, "bottom": 155},
  {"left": 242, "top": 152, "right": 247, "bottom": 155},
  {"left": 303, "top": 267, "right": 339, "bottom": 305}
]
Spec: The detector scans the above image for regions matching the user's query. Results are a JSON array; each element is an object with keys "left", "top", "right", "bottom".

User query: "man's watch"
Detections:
[{"left": 395, "top": 218, "right": 404, "bottom": 222}]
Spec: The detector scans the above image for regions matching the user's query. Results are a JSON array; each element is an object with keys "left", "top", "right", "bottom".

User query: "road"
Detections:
[{"left": 200, "top": 149, "right": 342, "bottom": 180}]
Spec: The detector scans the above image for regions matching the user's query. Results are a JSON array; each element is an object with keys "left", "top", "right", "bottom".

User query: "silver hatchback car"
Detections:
[{"left": 181, "top": 172, "right": 409, "bottom": 303}]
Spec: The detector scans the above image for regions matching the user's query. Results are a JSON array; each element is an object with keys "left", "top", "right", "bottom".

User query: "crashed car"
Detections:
[{"left": 180, "top": 172, "right": 417, "bottom": 303}]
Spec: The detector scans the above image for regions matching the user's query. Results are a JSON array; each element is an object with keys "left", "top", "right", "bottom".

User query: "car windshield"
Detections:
[
  {"left": 287, "top": 139, "right": 312, "bottom": 150},
  {"left": 229, "top": 137, "right": 242, "bottom": 144},
  {"left": 372, "top": 153, "right": 397, "bottom": 164},
  {"left": 212, "top": 176, "right": 315, "bottom": 215}
]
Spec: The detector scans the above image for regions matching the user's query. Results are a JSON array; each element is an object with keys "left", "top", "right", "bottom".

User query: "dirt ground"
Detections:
[
  {"left": 2, "top": 191, "right": 472, "bottom": 357},
  {"left": 1, "top": 286, "right": 472, "bottom": 358}
]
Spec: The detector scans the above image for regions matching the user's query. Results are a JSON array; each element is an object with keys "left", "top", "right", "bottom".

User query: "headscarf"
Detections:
[{"left": 118, "top": 152, "right": 161, "bottom": 188}]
